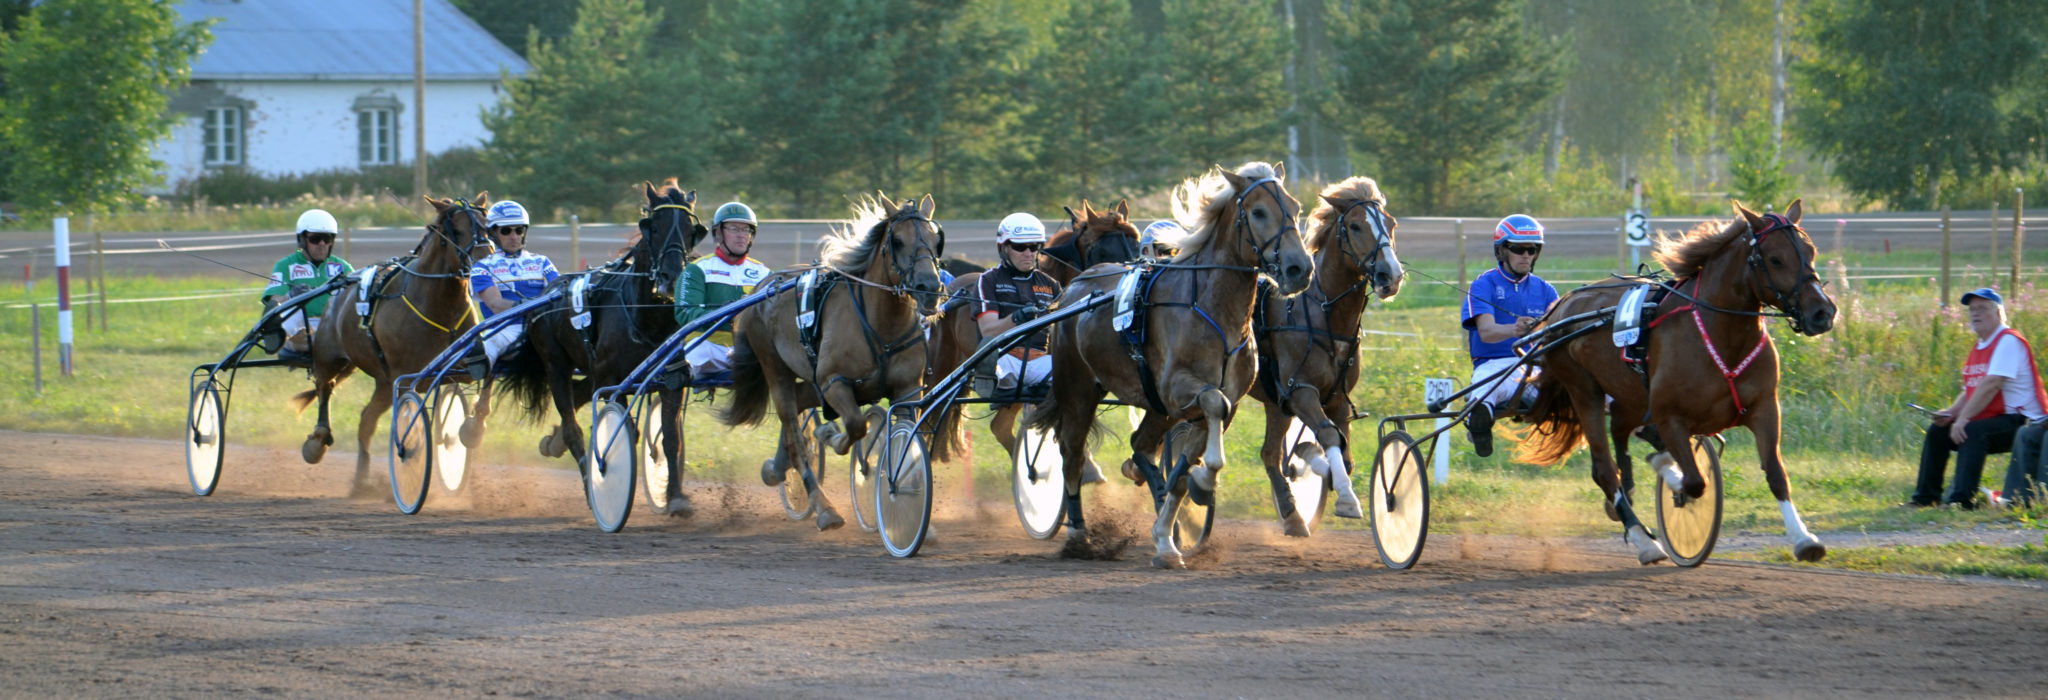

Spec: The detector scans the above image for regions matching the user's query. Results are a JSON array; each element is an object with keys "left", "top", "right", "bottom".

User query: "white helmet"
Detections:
[
  {"left": 996, "top": 212, "right": 1046, "bottom": 244},
  {"left": 295, "top": 209, "right": 339, "bottom": 235},
  {"left": 1141, "top": 220, "right": 1185, "bottom": 248},
  {"left": 486, "top": 200, "right": 531, "bottom": 228}
]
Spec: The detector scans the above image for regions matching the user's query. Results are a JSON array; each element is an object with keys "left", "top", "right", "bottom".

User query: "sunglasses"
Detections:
[
  {"left": 1007, "top": 242, "right": 1041, "bottom": 253},
  {"left": 1504, "top": 244, "right": 1540, "bottom": 256},
  {"left": 495, "top": 225, "right": 528, "bottom": 237},
  {"left": 303, "top": 233, "right": 335, "bottom": 245}
]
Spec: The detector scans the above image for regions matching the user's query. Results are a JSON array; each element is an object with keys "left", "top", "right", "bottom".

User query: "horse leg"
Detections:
[
  {"left": 1607, "top": 411, "right": 1641, "bottom": 523},
  {"left": 1260, "top": 409, "right": 1308, "bottom": 537},
  {"left": 1747, "top": 403, "right": 1824, "bottom": 561},
  {"left": 303, "top": 380, "right": 335, "bottom": 464},
  {"left": 1290, "top": 387, "right": 1361, "bottom": 519},
  {"left": 1149, "top": 422, "right": 1207, "bottom": 569},
  {"left": 1057, "top": 383, "right": 1110, "bottom": 550},
  {"left": 460, "top": 376, "right": 492, "bottom": 449},
  {"left": 805, "top": 382, "right": 863, "bottom": 531},
  {"left": 350, "top": 383, "right": 393, "bottom": 499},
  {"left": 993, "top": 403, "right": 1021, "bottom": 462},
  {"left": 659, "top": 389, "right": 692, "bottom": 518},
  {"left": 1185, "top": 387, "right": 1232, "bottom": 496},
  {"left": 1593, "top": 397, "right": 1665, "bottom": 565}
]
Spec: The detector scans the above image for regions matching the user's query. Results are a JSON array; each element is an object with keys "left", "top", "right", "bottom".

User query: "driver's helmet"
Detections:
[
  {"left": 487, "top": 200, "right": 530, "bottom": 230},
  {"left": 711, "top": 202, "right": 757, "bottom": 231},
  {"left": 1141, "top": 220, "right": 1185, "bottom": 250},
  {"left": 996, "top": 212, "right": 1046, "bottom": 244},
  {"left": 1492, "top": 214, "right": 1544, "bottom": 247},
  {"left": 295, "top": 209, "right": 339, "bottom": 243}
]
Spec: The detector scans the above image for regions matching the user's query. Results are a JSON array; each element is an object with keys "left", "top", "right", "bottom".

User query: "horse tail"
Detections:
[
  {"left": 926, "top": 396, "right": 969, "bottom": 463},
  {"left": 1512, "top": 371, "right": 1586, "bottom": 467},
  {"left": 288, "top": 389, "right": 317, "bottom": 416},
  {"left": 494, "top": 334, "right": 555, "bottom": 423},
  {"left": 719, "top": 336, "right": 770, "bottom": 427}
]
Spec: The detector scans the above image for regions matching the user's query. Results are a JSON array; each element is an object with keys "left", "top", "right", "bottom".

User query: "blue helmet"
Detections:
[{"left": 1493, "top": 214, "right": 1544, "bottom": 246}]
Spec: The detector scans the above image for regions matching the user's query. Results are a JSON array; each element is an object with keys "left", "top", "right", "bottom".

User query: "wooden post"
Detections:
[
  {"left": 2015, "top": 188, "right": 2026, "bottom": 291},
  {"left": 1940, "top": 206, "right": 1952, "bottom": 307},
  {"left": 570, "top": 214, "right": 582, "bottom": 270},
  {"left": 1990, "top": 202, "right": 2000, "bottom": 284},
  {"left": 31, "top": 304, "right": 42, "bottom": 394},
  {"left": 1616, "top": 221, "right": 1627, "bottom": 275},
  {"left": 1455, "top": 219, "right": 1466, "bottom": 289},
  {"left": 94, "top": 227, "right": 107, "bottom": 332}
]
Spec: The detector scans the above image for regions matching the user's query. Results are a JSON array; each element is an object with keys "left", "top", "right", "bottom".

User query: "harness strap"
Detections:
[
  {"left": 1690, "top": 307, "right": 1769, "bottom": 416},
  {"left": 402, "top": 293, "right": 477, "bottom": 335}
]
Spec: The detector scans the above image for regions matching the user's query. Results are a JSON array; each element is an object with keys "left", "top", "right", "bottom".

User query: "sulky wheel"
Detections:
[
  {"left": 1656, "top": 436, "right": 1725, "bottom": 568},
  {"left": 849, "top": 429, "right": 881, "bottom": 534},
  {"left": 185, "top": 379, "right": 227, "bottom": 497},
  {"left": 640, "top": 396, "right": 672, "bottom": 514},
  {"left": 1011, "top": 425, "right": 1067, "bottom": 541},
  {"left": 433, "top": 389, "right": 469, "bottom": 494},
  {"left": 1370, "top": 430, "right": 1430, "bottom": 570},
  {"left": 876, "top": 418, "right": 933, "bottom": 558},
  {"left": 1279, "top": 418, "right": 1330, "bottom": 534},
  {"left": 586, "top": 400, "right": 638, "bottom": 533},
  {"left": 388, "top": 390, "right": 433, "bottom": 515}
]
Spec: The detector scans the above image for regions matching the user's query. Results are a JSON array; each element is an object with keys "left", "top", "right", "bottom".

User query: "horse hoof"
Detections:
[
  {"left": 816, "top": 422, "right": 850, "bottom": 455},
  {"left": 1152, "top": 552, "right": 1186, "bottom": 570},
  {"left": 759, "top": 458, "right": 786, "bottom": 487},
  {"left": 538, "top": 433, "right": 567, "bottom": 459},
  {"left": 1627, "top": 526, "right": 1668, "bottom": 565},
  {"left": 1190, "top": 465, "right": 1218, "bottom": 493},
  {"left": 1282, "top": 514, "right": 1310, "bottom": 538},
  {"left": 1080, "top": 459, "right": 1107, "bottom": 486},
  {"left": 459, "top": 418, "right": 486, "bottom": 450},
  {"left": 1120, "top": 459, "right": 1143, "bottom": 485},
  {"left": 1603, "top": 498, "right": 1622, "bottom": 523},
  {"left": 663, "top": 497, "right": 695, "bottom": 519},
  {"left": 1333, "top": 496, "right": 1363, "bottom": 520},
  {"left": 301, "top": 438, "right": 328, "bottom": 464},
  {"left": 1794, "top": 538, "right": 1827, "bottom": 562},
  {"left": 815, "top": 507, "right": 845, "bottom": 531}
]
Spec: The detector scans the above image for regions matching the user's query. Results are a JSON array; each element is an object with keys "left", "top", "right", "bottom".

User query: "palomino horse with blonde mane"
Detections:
[
  {"left": 1249, "top": 176, "right": 1406, "bottom": 536},
  {"left": 1517, "top": 200, "right": 1836, "bottom": 564},
  {"left": 294, "top": 194, "right": 493, "bottom": 497},
  {"left": 1028, "top": 162, "right": 1315, "bottom": 569},
  {"left": 927, "top": 200, "right": 1143, "bottom": 466},
  {"left": 720, "top": 194, "right": 947, "bottom": 531}
]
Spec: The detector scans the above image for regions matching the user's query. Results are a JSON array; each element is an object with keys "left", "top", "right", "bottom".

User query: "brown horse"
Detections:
[
  {"left": 495, "top": 181, "right": 703, "bottom": 509},
  {"left": 927, "top": 200, "right": 1143, "bottom": 467},
  {"left": 1027, "top": 162, "right": 1315, "bottom": 569},
  {"left": 1249, "top": 176, "right": 1406, "bottom": 536},
  {"left": 292, "top": 194, "right": 492, "bottom": 496},
  {"left": 1516, "top": 200, "right": 1837, "bottom": 563},
  {"left": 719, "top": 194, "right": 947, "bottom": 531}
]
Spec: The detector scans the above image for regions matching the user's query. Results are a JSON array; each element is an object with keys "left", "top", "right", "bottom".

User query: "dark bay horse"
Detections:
[
  {"left": 293, "top": 194, "right": 492, "bottom": 497},
  {"left": 497, "top": 181, "right": 703, "bottom": 510},
  {"left": 720, "top": 194, "right": 946, "bottom": 531},
  {"left": 1516, "top": 200, "right": 1837, "bottom": 563},
  {"left": 928, "top": 200, "right": 1143, "bottom": 466},
  {"left": 1249, "top": 176, "right": 1406, "bottom": 536},
  {"left": 1027, "top": 162, "right": 1315, "bottom": 569}
]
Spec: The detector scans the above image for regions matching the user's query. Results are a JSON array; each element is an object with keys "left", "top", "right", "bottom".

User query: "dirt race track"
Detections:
[{"left": 4, "top": 430, "right": 2047, "bottom": 698}]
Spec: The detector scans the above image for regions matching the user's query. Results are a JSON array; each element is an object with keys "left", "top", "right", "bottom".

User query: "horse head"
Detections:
[
  {"left": 421, "top": 191, "right": 492, "bottom": 273},
  {"left": 1075, "top": 199, "right": 1142, "bottom": 268},
  {"left": 1734, "top": 199, "right": 1835, "bottom": 336},
  {"left": 866, "top": 193, "right": 946, "bottom": 317},
  {"left": 640, "top": 180, "right": 702, "bottom": 302},
  {"left": 1317, "top": 186, "right": 1404, "bottom": 301},
  {"left": 1219, "top": 162, "right": 1313, "bottom": 294}
]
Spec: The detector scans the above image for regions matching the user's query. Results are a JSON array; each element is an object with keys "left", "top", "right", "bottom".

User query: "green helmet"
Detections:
[{"left": 711, "top": 202, "right": 757, "bottom": 229}]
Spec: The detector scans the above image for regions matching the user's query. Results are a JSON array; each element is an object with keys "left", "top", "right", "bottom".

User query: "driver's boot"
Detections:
[
  {"left": 463, "top": 344, "right": 491, "bottom": 382},
  {"left": 1467, "top": 402, "right": 1495, "bottom": 458}
]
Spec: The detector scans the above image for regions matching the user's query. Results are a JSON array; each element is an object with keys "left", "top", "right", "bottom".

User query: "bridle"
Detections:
[
  {"left": 1742, "top": 213, "right": 1826, "bottom": 334},
  {"left": 1321, "top": 198, "right": 1398, "bottom": 306},
  {"left": 1230, "top": 177, "right": 1300, "bottom": 280},
  {"left": 406, "top": 199, "right": 491, "bottom": 279},
  {"left": 644, "top": 201, "right": 700, "bottom": 303}
]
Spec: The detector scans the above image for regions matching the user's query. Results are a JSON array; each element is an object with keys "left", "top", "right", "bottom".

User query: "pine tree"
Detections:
[{"left": 1158, "top": 0, "right": 1289, "bottom": 172}]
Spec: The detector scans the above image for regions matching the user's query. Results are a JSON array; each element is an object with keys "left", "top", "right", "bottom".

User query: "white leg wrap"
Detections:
[
  {"left": 1652, "top": 452, "right": 1684, "bottom": 492},
  {"left": 1779, "top": 500, "right": 1815, "bottom": 543}
]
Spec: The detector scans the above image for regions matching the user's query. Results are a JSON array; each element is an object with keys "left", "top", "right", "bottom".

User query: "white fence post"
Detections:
[
  {"left": 53, "top": 217, "right": 73, "bottom": 377},
  {"left": 1424, "top": 378, "right": 1455, "bottom": 484}
]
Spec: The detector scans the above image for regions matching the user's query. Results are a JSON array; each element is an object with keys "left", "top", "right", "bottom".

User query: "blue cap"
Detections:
[{"left": 1961, "top": 287, "right": 2003, "bottom": 306}]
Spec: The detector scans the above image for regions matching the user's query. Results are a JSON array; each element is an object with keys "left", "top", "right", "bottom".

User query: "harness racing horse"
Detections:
[
  {"left": 292, "top": 194, "right": 492, "bottom": 497},
  {"left": 1028, "top": 162, "right": 1315, "bottom": 569},
  {"left": 1517, "top": 200, "right": 1837, "bottom": 564},
  {"left": 927, "top": 200, "right": 1143, "bottom": 465},
  {"left": 497, "top": 181, "right": 704, "bottom": 511},
  {"left": 1249, "top": 176, "right": 1406, "bottom": 536},
  {"left": 720, "top": 194, "right": 947, "bottom": 531}
]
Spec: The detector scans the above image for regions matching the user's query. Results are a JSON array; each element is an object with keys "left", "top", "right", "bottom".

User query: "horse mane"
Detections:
[
  {"left": 1306, "top": 176, "right": 1386, "bottom": 251},
  {"left": 820, "top": 194, "right": 903, "bottom": 271},
  {"left": 1168, "top": 161, "right": 1279, "bottom": 263},
  {"left": 1651, "top": 218, "right": 1746, "bottom": 279}
]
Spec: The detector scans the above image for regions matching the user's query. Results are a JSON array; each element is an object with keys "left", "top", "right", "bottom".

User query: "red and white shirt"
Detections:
[{"left": 1963, "top": 326, "right": 2048, "bottom": 421}]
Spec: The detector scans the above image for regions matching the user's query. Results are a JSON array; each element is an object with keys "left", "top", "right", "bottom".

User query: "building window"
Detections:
[
  {"left": 358, "top": 108, "right": 396, "bottom": 165},
  {"left": 203, "top": 107, "right": 241, "bottom": 166}
]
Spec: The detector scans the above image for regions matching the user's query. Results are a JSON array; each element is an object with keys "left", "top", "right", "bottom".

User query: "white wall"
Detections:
[{"left": 152, "top": 79, "right": 503, "bottom": 192}]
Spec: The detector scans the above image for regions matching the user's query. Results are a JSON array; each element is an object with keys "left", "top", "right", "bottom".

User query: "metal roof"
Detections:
[{"left": 176, "top": 0, "right": 529, "bottom": 81}]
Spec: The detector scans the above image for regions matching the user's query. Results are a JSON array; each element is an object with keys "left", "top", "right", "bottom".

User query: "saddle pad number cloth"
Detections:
[
  {"left": 354, "top": 266, "right": 379, "bottom": 317},
  {"left": 796, "top": 270, "right": 820, "bottom": 330},
  {"left": 1112, "top": 267, "right": 1145, "bottom": 332},
  {"left": 1612, "top": 283, "right": 1653, "bottom": 348},
  {"left": 569, "top": 276, "right": 592, "bottom": 329}
]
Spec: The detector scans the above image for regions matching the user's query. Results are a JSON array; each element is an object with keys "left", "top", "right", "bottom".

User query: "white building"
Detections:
[{"left": 152, "top": 0, "right": 528, "bottom": 189}]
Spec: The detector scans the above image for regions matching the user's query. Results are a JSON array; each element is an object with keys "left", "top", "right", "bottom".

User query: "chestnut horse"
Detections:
[
  {"left": 496, "top": 181, "right": 704, "bottom": 511},
  {"left": 719, "top": 194, "right": 946, "bottom": 531},
  {"left": 1027, "top": 162, "right": 1315, "bottom": 569},
  {"left": 293, "top": 194, "right": 492, "bottom": 496},
  {"left": 1249, "top": 176, "right": 1406, "bottom": 535},
  {"left": 1517, "top": 200, "right": 1837, "bottom": 563},
  {"left": 927, "top": 200, "right": 1143, "bottom": 465}
]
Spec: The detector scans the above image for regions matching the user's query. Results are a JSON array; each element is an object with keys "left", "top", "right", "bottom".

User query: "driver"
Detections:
[
  {"left": 674, "top": 201, "right": 771, "bottom": 379},
  {"left": 261, "top": 209, "right": 354, "bottom": 358},
  {"left": 466, "top": 200, "right": 559, "bottom": 376},
  {"left": 1461, "top": 214, "right": 1558, "bottom": 457},
  {"left": 974, "top": 213, "right": 1062, "bottom": 392},
  {"left": 1140, "top": 219, "right": 1185, "bottom": 261}
]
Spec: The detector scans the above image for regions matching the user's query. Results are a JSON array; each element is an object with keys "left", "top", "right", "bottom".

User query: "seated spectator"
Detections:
[{"left": 1911, "top": 288, "right": 2047, "bottom": 509}]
